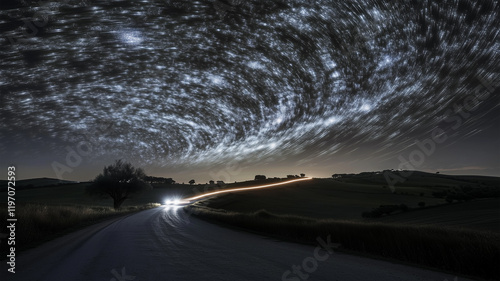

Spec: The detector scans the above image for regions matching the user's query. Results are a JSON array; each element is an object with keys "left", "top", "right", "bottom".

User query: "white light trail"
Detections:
[{"left": 184, "top": 177, "right": 313, "bottom": 202}]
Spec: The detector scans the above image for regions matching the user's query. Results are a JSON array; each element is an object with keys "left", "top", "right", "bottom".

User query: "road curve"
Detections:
[
  {"left": 183, "top": 177, "right": 313, "bottom": 203},
  {"left": 1, "top": 207, "right": 474, "bottom": 281}
]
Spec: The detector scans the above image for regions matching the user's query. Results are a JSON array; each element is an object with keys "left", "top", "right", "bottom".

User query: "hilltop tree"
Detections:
[
  {"left": 254, "top": 175, "right": 266, "bottom": 181},
  {"left": 144, "top": 176, "right": 175, "bottom": 184},
  {"left": 86, "top": 160, "right": 152, "bottom": 209},
  {"left": 189, "top": 179, "right": 195, "bottom": 185}
]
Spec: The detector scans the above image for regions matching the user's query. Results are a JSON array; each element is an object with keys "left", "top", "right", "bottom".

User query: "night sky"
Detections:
[{"left": 1, "top": 0, "right": 499, "bottom": 183}]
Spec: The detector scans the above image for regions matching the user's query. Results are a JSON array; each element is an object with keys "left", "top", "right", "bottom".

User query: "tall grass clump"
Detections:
[
  {"left": 187, "top": 206, "right": 500, "bottom": 280},
  {"left": 0, "top": 203, "right": 159, "bottom": 256}
]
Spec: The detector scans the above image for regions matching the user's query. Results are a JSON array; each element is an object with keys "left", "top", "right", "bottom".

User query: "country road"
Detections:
[{"left": 1, "top": 207, "right": 474, "bottom": 281}]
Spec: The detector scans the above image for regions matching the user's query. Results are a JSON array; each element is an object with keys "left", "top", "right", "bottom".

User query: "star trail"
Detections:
[{"left": 0, "top": 0, "right": 499, "bottom": 182}]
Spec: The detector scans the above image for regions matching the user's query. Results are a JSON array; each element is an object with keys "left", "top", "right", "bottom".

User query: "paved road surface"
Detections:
[{"left": 1, "top": 207, "right": 475, "bottom": 281}]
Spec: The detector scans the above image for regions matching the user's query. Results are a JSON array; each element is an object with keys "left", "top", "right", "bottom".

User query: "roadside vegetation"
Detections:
[
  {"left": 1, "top": 169, "right": 498, "bottom": 279},
  {"left": 0, "top": 160, "right": 249, "bottom": 257},
  {"left": 0, "top": 160, "right": 161, "bottom": 257},
  {"left": 190, "top": 172, "right": 500, "bottom": 280},
  {"left": 204, "top": 174, "right": 500, "bottom": 231},
  {"left": 86, "top": 160, "right": 152, "bottom": 209},
  {"left": 0, "top": 203, "right": 159, "bottom": 257},
  {"left": 187, "top": 206, "right": 500, "bottom": 280}
]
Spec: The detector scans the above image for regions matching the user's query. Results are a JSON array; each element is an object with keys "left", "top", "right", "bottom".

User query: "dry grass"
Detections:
[
  {"left": 0, "top": 203, "right": 159, "bottom": 256},
  {"left": 188, "top": 206, "right": 500, "bottom": 280}
]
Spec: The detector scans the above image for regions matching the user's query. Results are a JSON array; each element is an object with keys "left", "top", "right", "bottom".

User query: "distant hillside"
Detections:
[
  {"left": 373, "top": 198, "right": 500, "bottom": 232},
  {"left": 332, "top": 170, "right": 500, "bottom": 188},
  {"left": 203, "top": 171, "right": 499, "bottom": 225},
  {"left": 0, "top": 177, "right": 79, "bottom": 191}
]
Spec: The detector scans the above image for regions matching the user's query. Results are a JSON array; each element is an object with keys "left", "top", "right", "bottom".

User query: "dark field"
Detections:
[
  {"left": 2, "top": 172, "right": 499, "bottom": 279},
  {"left": 188, "top": 172, "right": 500, "bottom": 280},
  {"left": 203, "top": 173, "right": 500, "bottom": 232}
]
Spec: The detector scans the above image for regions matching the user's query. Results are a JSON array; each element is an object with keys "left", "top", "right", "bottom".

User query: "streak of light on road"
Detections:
[{"left": 182, "top": 177, "right": 313, "bottom": 203}]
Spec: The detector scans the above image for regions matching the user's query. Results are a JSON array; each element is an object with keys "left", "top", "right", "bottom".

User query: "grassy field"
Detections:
[
  {"left": 0, "top": 180, "right": 200, "bottom": 256},
  {"left": 0, "top": 177, "right": 78, "bottom": 191},
  {"left": 189, "top": 172, "right": 500, "bottom": 280},
  {"left": 0, "top": 203, "right": 159, "bottom": 257},
  {"left": 1, "top": 172, "right": 498, "bottom": 279},
  {"left": 375, "top": 198, "right": 500, "bottom": 232},
  {"left": 203, "top": 178, "right": 448, "bottom": 219},
  {"left": 0, "top": 181, "right": 220, "bottom": 207},
  {"left": 0, "top": 179, "right": 261, "bottom": 256},
  {"left": 188, "top": 206, "right": 500, "bottom": 280},
  {"left": 201, "top": 175, "right": 500, "bottom": 231}
]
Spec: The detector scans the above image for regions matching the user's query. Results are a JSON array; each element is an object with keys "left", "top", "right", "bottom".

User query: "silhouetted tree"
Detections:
[
  {"left": 189, "top": 179, "right": 195, "bottom": 185},
  {"left": 144, "top": 176, "right": 175, "bottom": 184},
  {"left": 86, "top": 160, "right": 152, "bottom": 209},
  {"left": 300, "top": 173, "right": 305, "bottom": 177},
  {"left": 254, "top": 175, "right": 266, "bottom": 181},
  {"left": 209, "top": 180, "right": 215, "bottom": 185}
]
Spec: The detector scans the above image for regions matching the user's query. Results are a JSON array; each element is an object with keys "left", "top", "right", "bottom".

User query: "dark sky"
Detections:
[{"left": 1, "top": 0, "right": 499, "bottom": 183}]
